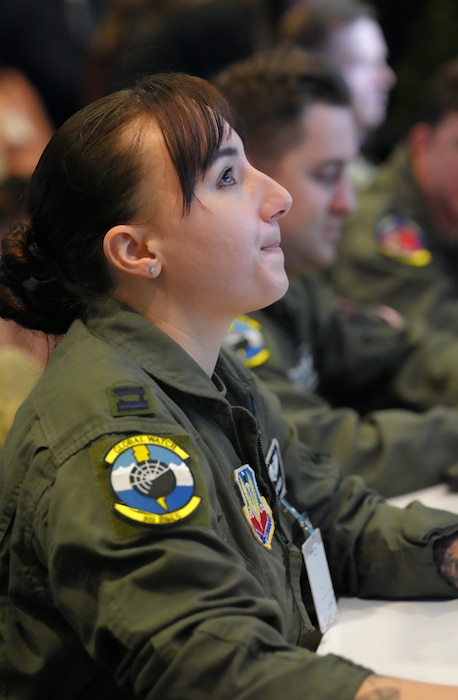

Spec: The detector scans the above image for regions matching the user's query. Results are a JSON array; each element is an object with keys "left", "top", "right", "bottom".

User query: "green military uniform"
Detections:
[
  {"left": 226, "top": 272, "right": 458, "bottom": 496},
  {"left": 331, "top": 143, "right": 458, "bottom": 331},
  {"left": 1, "top": 300, "right": 457, "bottom": 699}
]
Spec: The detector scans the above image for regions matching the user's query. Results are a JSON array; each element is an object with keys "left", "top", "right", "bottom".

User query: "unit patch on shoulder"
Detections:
[
  {"left": 104, "top": 434, "right": 201, "bottom": 525},
  {"left": 233, "top": 464, "right": 274, "bottom": 549},
  {"left": 375, "top": 213, "right": 432, "bottom": 266},
  {"left": 225, "top": 315, "right": 270, "bottom": 368}
]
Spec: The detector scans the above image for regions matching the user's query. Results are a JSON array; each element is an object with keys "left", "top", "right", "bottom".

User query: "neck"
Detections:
[
  {"left": 152, "top": 316, "right": 228, "bottom": 377},
  {"left": 116, "top": 282, "right": 232, "bottom": 376}
]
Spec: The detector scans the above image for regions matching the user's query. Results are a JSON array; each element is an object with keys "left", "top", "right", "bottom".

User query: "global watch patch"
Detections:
[
  {"left": 225, "top": 315, "right": 270, "bottom": 368},
  {"left": 104, "top": 434, "right": 201, "bottom": 525},
  {"left": 375, "top": 213, "right": 431, "bottom": 266},
  {"left": 234, "top": 464, "right": 274, "bottom": 549}
]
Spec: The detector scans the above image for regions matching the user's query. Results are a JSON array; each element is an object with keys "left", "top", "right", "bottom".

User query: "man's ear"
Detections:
[
  {"left": 408, "top": 122, "right": 433, "bottom": 159},
  {"left": 103, "top": 224, "right": 161, "bottom": 279}
]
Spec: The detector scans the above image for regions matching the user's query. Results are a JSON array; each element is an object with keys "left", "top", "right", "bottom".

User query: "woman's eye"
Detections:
[{"left": 217, "top": 167, "right": 237, "bottom": 188}]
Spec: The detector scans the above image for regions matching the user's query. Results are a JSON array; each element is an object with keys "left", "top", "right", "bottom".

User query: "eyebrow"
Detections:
[
  {"left": 208, "top": 146, "right": 239, "bottom": 165},
  {"left": 317, "top": 158, "right": 351, "bottom": 167}
]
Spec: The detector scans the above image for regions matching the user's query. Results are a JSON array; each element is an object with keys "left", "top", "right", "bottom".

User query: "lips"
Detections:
[{"left": 261, "top": 239, "right": 281, "bottom": 251}]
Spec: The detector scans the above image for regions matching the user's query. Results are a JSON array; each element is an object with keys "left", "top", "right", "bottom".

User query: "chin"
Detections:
[
  {"left": 266, "top": 275, "right": 289, "bottom": 306},
  {"left": 315, "top": 250, "right": 336, "bottom": 272}
]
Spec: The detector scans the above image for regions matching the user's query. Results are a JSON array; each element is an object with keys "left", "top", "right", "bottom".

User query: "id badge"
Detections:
[{"left": 301, "top": 527, "right": 338, "bottom": 634}]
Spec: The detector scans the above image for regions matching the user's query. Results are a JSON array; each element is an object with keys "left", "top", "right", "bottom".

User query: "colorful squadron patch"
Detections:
[
  {"left": 375, "top": 213, "right": 432, "bottom": 266},
  {"left": 225, "top": 315, "right": 270, "bottom": 368},
  {"left": 233, "top": 464, "right": 274, "bottom": 549},
  {"left": 104, "top": 434, "right": 201, "bottom": 525}
]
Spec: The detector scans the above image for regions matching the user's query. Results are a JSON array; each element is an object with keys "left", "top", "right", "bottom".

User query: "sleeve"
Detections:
[
  {"left": 389, "top": 319, "right": 458, "bottom": 408},
  {"left": 30, "top": 434, "right": 372, "bottom": 700},
  {"left": 301, "top": 274, "right": 417, "bottom": 405},
  {"left": 278, "top": 422, "right": 458, "bottom": 601},
  {"left": 304, "top": 274, "right": 458, "bottom": 411},
  {"left": 331, "top": 209, "right": 458, "bottom": 334},
  {"left": 253, "top": 361, "right": 458, "bottom": 497}
]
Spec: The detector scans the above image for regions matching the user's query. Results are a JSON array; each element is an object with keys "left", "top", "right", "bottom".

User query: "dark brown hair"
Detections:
[
  {"left": 415, "top": 58, "right": 458, "bottom": 127},
  {"left": 277, "top": 0, "right": 375, "bottom": 52},
  {"left": 0, "top": 72, "right": 243, "bottom": 333},
  {"left": 214, "top": 47, "right": 351, "bottom": 167}
]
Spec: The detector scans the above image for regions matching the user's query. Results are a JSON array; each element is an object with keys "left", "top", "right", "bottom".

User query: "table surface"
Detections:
[{"left": 317, "top": 484, "right": 458, "bottom": 684}]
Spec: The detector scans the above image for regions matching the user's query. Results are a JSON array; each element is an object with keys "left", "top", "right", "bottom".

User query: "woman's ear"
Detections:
[{"left": 103, "top": 224, "right": 161, "bottom": 279}]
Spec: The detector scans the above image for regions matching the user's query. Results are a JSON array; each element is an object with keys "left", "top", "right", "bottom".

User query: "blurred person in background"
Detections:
[
  {"left": 331, "top": 57, "right": 458, "bottom": 333},
  {"left": 215, "top": 46, "right": 458, "bottom": 497},
  {"left": 0, "top": 92, "right": 54, "bottom": 447},
  {"left": 0, "top": 0, "right": 85, "bottom": 128},
  {"left": 0, "top": 68, "right": 53, "bottom": 184},
  {"left": 0, "top": 176, "right": 56, "bottom": 448},
  {"left": 277, "top": 0, "right": 396, "bottom": 189}
]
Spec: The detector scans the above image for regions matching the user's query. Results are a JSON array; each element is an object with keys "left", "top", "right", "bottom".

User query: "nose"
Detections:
[
  {"left": 331, "top": 175, "right": 356, "bottom": 216},
  {"left": 379, "top": 61, "right": 396, "bottom": 90},
  {"left": 260, "top": 170, "right": 292, "bottom": 222}
]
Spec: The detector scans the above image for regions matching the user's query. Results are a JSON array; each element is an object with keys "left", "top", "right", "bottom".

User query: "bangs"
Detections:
[{"left": 134, "top": 73, "right": 246, "bottom": 213}]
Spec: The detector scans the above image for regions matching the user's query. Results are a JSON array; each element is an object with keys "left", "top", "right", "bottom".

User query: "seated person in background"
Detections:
[
  {"left": 277, "top": 0, "right": 396, "bottom": 190},
  {"left": 1, "top": 69, "right": 458, "bottom": 699},
  {"left": 0, "top": 66, "right": 53, "bottom": 182},
  {"left": 0, "top": 176, "right": 54, "bottom": 448},
  {"left": 0, "top": 345, "right": 41, "bottom": 447},
  {"left": 0, "top": 0, "right": 85, "bottom": 128},
  {"left": 215, "top": 47, "right": 458, "bottom": 497},
  {"left": 331, "top": 57, "right": 458, "bottom": 333}
]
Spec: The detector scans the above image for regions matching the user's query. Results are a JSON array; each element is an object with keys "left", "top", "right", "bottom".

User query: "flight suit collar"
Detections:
[{"left": 83, "top": 299, "right": 253, "bottom": 407}]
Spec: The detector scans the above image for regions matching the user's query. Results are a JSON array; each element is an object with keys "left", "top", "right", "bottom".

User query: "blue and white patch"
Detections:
[
  {"left": 104, "top": 434, "right": 201, "bottom": 525},
  {"left": 225, "top": 315, "right": 270, "bottom": 368}
]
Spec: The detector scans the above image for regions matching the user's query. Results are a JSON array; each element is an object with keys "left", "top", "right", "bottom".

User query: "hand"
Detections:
[
  {"left": 433, "top": 532, "right": 458, "bottom": 590},
  {"left": 355, "top": 674, "right": 458, "bottom": 698}
]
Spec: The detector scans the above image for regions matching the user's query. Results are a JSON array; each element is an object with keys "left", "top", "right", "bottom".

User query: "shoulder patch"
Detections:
[
  {"left": 375, "top": 213, "right": 432, "bottom": 266},
  {"left": 225, "top": 315, "right": 270, "bottom": 368},
  {"left": 108, "top": 384, "right": 155, "bottom": 417},
  {"left": 104, "top": 434, "right": 201, "bottom": 525}
]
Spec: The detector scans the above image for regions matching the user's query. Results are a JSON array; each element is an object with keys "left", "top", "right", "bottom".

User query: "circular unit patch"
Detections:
[{"left": 104, "top": 434, "right": 201, "bottom": 525}]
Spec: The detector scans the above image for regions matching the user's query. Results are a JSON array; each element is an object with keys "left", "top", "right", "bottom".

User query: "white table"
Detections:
[{"left": 317, "top": 485, "right": 458, "bottom": 683}]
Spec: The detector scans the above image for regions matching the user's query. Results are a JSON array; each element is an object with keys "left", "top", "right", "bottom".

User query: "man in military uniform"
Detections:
[
  {"left": 277, "top": 0, "right": 396, "bottom": 190},
  {"left": 215, "top": 48, "right": 458, "bottom": 497},
  {"left": 331, "top": 57, "right": 458, "bottom": 331}
]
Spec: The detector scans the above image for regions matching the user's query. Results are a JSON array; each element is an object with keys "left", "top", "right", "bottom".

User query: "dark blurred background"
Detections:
[{"left": 367, "top": 0, "right": 458, "bottom": 160}]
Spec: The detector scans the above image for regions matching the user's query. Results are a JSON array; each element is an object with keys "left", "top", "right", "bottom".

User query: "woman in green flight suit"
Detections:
[{"left": 0, "top": 72, "right": 457, "bottom": 699}]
